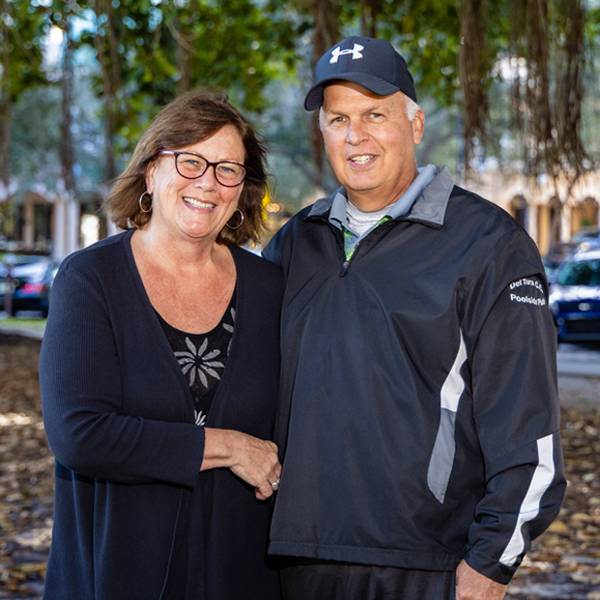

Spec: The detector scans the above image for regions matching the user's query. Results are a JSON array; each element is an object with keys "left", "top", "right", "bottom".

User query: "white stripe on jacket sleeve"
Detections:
[
  {"left": 440, "top": 331, "right": 467, "bottom": 412},
  {"left": 499, "top": 433, "right": 555, "bottom": 566}
]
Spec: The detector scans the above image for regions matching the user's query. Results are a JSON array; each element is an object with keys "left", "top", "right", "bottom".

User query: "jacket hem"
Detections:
[
  {"left": 269, "top": 541, "right": 462, "bottom": 571},
  {"left": 464, "top": 548, "right": 516, "bottom": 585}
]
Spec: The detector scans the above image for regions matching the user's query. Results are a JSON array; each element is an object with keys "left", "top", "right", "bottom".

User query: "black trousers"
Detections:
[{"left": 280, "top": 560, "right": 456, "bottom": 600}]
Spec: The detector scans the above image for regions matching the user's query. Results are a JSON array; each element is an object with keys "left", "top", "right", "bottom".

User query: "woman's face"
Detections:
[{"left": 145, "top": 124, "right": 245, "bottom": 243}]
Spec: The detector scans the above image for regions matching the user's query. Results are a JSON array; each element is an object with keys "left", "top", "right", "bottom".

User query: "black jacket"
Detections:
[
  {"left": 40, "top": 230, "right": 282, "bottom": 599},
  {"left": 263, "top": 170, "right": 565, "bottom": 584}
]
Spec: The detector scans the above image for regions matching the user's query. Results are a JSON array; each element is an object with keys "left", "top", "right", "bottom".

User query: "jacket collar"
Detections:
[{"left": 306, "top": 166, "right": 454, "bottom": 228}]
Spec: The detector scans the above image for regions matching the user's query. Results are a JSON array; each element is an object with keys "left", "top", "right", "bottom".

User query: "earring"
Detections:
[
  {"left": 138, "top": 190, "right": 152, "bottom": 214},
  {"left": 226, "top": 208, "right": 245, "bottom": 230}
]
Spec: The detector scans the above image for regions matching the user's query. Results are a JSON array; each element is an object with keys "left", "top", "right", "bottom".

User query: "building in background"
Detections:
[
  {"left": 468, "top": 171, "right": 600, "bottom": 256},
  {"left": 1, "top": 170, "right": 598, "bottom": 261},
  {"left": 0, "top": 188, "right": 117, "bottom": 260}
]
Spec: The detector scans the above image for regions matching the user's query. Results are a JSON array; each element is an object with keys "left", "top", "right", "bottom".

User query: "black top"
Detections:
[
  {"left": 156, "top": 293, "right": 236, "bottom": 427},
  {"left": 40, "top": 231, "right": 283, "bottom": 600}
]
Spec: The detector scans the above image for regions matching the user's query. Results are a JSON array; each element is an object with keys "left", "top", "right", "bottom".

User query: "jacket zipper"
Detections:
[{"left": 337, "top": 220, "right": 397, "bottom": 277}]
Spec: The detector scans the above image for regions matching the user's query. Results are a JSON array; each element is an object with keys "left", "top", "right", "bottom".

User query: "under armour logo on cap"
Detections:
[
  {"left": 304, "top": 36, "right": 417, "bottom": 111},
  {"left": 329, "top": 43, "right": 364, "bottom": 64}
]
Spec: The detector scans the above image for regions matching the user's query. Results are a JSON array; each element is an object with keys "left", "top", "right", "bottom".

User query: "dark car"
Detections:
[
  {"left": 572, "top": 227, "right": 600, "bottom": 245},
  {"left": 543, "top": 242, "right": 579, "bottom": 283},
  {"left": 1, "top": 254, "right": 40, "bottom": 312},
  {"left": 0, "top": 262, "right": 9, "bottom": 303},
  {"left": 0, "top": 255, "right": 58, "bottom": 317},
  {"left": 543, "top": 230, "right": 600, "bottom": 283},
  {"left": 549, "top": 248, "right": 600, "bottom": 342}
]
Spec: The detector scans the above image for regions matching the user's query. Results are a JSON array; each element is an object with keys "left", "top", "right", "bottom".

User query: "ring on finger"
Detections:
[{"left": 269, "top": 478, "right": 281, "bottom": 490}]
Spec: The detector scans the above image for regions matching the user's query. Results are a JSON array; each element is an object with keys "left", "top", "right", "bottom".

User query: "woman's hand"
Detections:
[
  {"left": 229, "top": 432, "right": 281, "bottom": 500},
  {"left": 201, "top": 428, "right": 281, "bottom": 500}
]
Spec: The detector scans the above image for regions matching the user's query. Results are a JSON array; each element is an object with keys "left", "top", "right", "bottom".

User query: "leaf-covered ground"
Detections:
[
  {"left": 0, "top": 335, "right": 598, "bottom": 599},
  {"left": 0, "top": 338, "right": 52, "bottom": 600}
]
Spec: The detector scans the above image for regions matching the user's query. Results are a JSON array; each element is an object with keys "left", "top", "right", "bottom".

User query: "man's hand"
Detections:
[{"left": 455, "top": 560, "right": 507, "bottom": 600}]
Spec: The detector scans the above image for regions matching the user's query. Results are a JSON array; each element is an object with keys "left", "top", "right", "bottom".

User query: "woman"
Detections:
[{"left": 40, "top": 90, "right": 283, "bottom": 600}]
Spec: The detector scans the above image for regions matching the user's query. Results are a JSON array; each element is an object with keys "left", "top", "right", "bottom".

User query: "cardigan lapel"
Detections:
[{"left": 122, "top": 229, "right": 245, "bottom": 427}]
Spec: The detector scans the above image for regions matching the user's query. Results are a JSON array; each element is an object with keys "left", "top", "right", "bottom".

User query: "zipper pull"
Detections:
[{"left": 339, "top": 260, "right": 350, "bottom": 277}]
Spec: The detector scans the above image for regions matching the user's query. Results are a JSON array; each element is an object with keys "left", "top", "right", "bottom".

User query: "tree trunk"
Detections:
[
  {"left": 172, "top": 9, "right": 193, "bottom": 94},
  {"left": 310, "top": 0, "right": 339, "bottom": 189},
  {"left": 360, "top": 0, "right": 381, "bottom": 37},
  {"left": 93, "top": 0, "right": 120, "bottom": 183},
  {"left": 0, "top": 0, "right": 11, "bottom": 199},
  {"left": 525, "top": 0, "right": 555, "bottom": 179},
  {"left": 458, "top": 0, "right": 488, "bottom": 174},
  {"left": 0, "top": 98, "right": 10, "bottom": 201},
  {"left": 556, "top": 0, "right": 586, "bottom": 183},
  {"left": 60, "top": 10, "right": 76, "bottom": 199}
]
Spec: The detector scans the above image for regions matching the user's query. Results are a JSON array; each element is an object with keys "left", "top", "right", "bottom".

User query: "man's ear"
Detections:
[
  {"left": 318, "top": 107, "right": 326, "bottom": 132},
  {"left": 411, "top": 110, "right": 425, "bottom": 145}
]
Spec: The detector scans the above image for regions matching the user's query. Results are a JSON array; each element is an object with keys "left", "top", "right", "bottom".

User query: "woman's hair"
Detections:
[{"left": 105, "top": 89, "right": 267, "bottom": 245}]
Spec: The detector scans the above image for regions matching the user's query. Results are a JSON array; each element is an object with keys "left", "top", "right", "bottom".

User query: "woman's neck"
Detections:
[{"left": 133, "top": 224, "right": 226, "bottom": 276}]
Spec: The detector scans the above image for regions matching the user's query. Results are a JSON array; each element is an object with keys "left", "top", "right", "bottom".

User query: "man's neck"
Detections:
[{"left": 346, "top": 166, "right": 418, "bottom": 212}]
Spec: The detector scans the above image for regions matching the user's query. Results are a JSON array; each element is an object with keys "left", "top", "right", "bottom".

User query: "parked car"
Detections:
[
  {"left": 572, "top": 227, "right": 600, "bottom": 245},
  {"left": 543, "top": 242, "right": 579, "bottom": 283},
  {"left": 0, "top": 255, "right": 58, "bottom": 317},
  {"left": 549, "top": 248, "right": 600, "bottom": 342},
  {"left": 543, "top": 232, "right": 600, "bottom": 283},
  {"left": 0, "top": 262, "right": 9, "bottom": 304},
  {"left": 573, "top": 238, "right": 600, "bottom": 254},
  {"left": 0, "top": 254, "right": 38, "bottom": 313}
]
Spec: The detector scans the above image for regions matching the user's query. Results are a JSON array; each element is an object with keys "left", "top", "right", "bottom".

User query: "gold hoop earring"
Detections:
[
  {"left": 138, "top": 191, "right": 152, "bottom": 214},
  {"left": 226, "top": 208, "right": 245, "bottom": 230}
]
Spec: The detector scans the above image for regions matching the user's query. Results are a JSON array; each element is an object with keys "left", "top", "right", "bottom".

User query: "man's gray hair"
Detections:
[{"left": 404, "top": 95, "right": 421, "bottom": 121}]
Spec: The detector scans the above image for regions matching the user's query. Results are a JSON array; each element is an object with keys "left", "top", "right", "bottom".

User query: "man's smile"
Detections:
[{"left": 347, "top": 153, "right": 377, "bottom": 167}]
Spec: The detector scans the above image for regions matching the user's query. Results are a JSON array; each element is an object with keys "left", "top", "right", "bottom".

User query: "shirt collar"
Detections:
[
  {"left": 328, "top": 190, "right": 348, "bottom": 231},
  {"left": 308, "top": 164, "right": 453, "bottom": 229}
]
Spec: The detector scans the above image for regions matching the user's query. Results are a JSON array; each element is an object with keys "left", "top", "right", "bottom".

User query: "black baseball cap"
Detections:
[{"left": 304, "top": 36, "right": 417, "bottom": 111}]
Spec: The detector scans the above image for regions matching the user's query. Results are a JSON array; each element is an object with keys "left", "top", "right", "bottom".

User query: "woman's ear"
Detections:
[{"left": 145, "top": 160, "right": 157, "bottom": 194}]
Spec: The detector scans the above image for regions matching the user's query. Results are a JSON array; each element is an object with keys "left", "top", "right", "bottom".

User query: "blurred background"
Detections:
[
  {"left": 0, "top": 0, "right": 598, "bottom": 260},
  {"left": 0, "top": 1, "right": 599, "bottom": 599}
]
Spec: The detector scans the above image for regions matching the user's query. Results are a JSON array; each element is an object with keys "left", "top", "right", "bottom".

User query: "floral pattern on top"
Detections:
[
  {"left": 195, "top": 409, "right": 207, "bottom": 427},
  {"left": 175, "top": 337, "right": 225, "bottom": 389},
  {"left": 156, "top": 294, "right": 236, "bottom": 427}
]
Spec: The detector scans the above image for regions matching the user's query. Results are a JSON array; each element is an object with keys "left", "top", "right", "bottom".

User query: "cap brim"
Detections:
[{"left": 304, "top": 72, "right": 401, "bottom": 110}]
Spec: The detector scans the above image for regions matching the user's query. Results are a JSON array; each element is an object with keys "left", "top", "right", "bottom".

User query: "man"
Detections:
[{"left": 264, "top": 36, "right": 565, "bottom": 600}]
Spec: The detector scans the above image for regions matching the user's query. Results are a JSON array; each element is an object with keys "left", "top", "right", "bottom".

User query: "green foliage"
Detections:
[
  {"left": 0, "top": 1, "right": 48, "bottom": 102},
  {"left": 3, "top": 0, "right": 599, "bottom": 210},
  {"left": 68, "top": 0, "right": 299, "bottom": 151},
  {"left": 386, "top": 0, "right": 461, "bottom": 107},
  {"left": 10, "top": 86, "right": 62, "bottom": 188}
]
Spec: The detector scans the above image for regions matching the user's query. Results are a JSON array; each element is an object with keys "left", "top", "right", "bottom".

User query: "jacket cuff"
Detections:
[{"left": 464, "top": 547, "right": 519, "bottom": 585}]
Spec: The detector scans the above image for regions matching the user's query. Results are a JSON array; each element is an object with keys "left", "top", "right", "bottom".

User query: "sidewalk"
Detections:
[{"left": 0, "top": 314, "right": 45, "bottom": 341}]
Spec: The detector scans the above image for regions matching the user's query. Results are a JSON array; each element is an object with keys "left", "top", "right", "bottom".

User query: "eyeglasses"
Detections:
[{"left": 159, "top": 150, "right": 247, "bottom": 187}]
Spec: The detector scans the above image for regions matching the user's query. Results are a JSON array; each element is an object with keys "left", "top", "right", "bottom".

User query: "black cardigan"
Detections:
[{"left": 40, "top": 230, "right": 282, "bottom": 600}]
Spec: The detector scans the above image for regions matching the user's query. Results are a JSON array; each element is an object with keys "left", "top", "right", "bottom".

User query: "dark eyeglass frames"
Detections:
[{"left": 159, "top": 150, "right": 246, "bottom": 187}]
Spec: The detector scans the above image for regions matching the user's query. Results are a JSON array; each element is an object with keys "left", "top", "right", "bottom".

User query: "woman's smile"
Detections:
[{"left": 182, "top": 195, "right": 218, "bottom": 211}]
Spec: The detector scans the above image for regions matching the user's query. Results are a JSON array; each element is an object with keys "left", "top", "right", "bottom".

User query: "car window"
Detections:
[
  {"left": 2, "top": 254, "right": 45, "bottom": 267},
  {"left": 12, "top": 261, "right": 51, "bottom": 279},
  {"left": 556, "top": 259, "right": 600, "bottom": 286}
]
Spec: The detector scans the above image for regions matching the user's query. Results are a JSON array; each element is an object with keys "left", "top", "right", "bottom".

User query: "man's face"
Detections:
[{"left": 319, "top": 82, "right": 424, "bottom": 211}]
